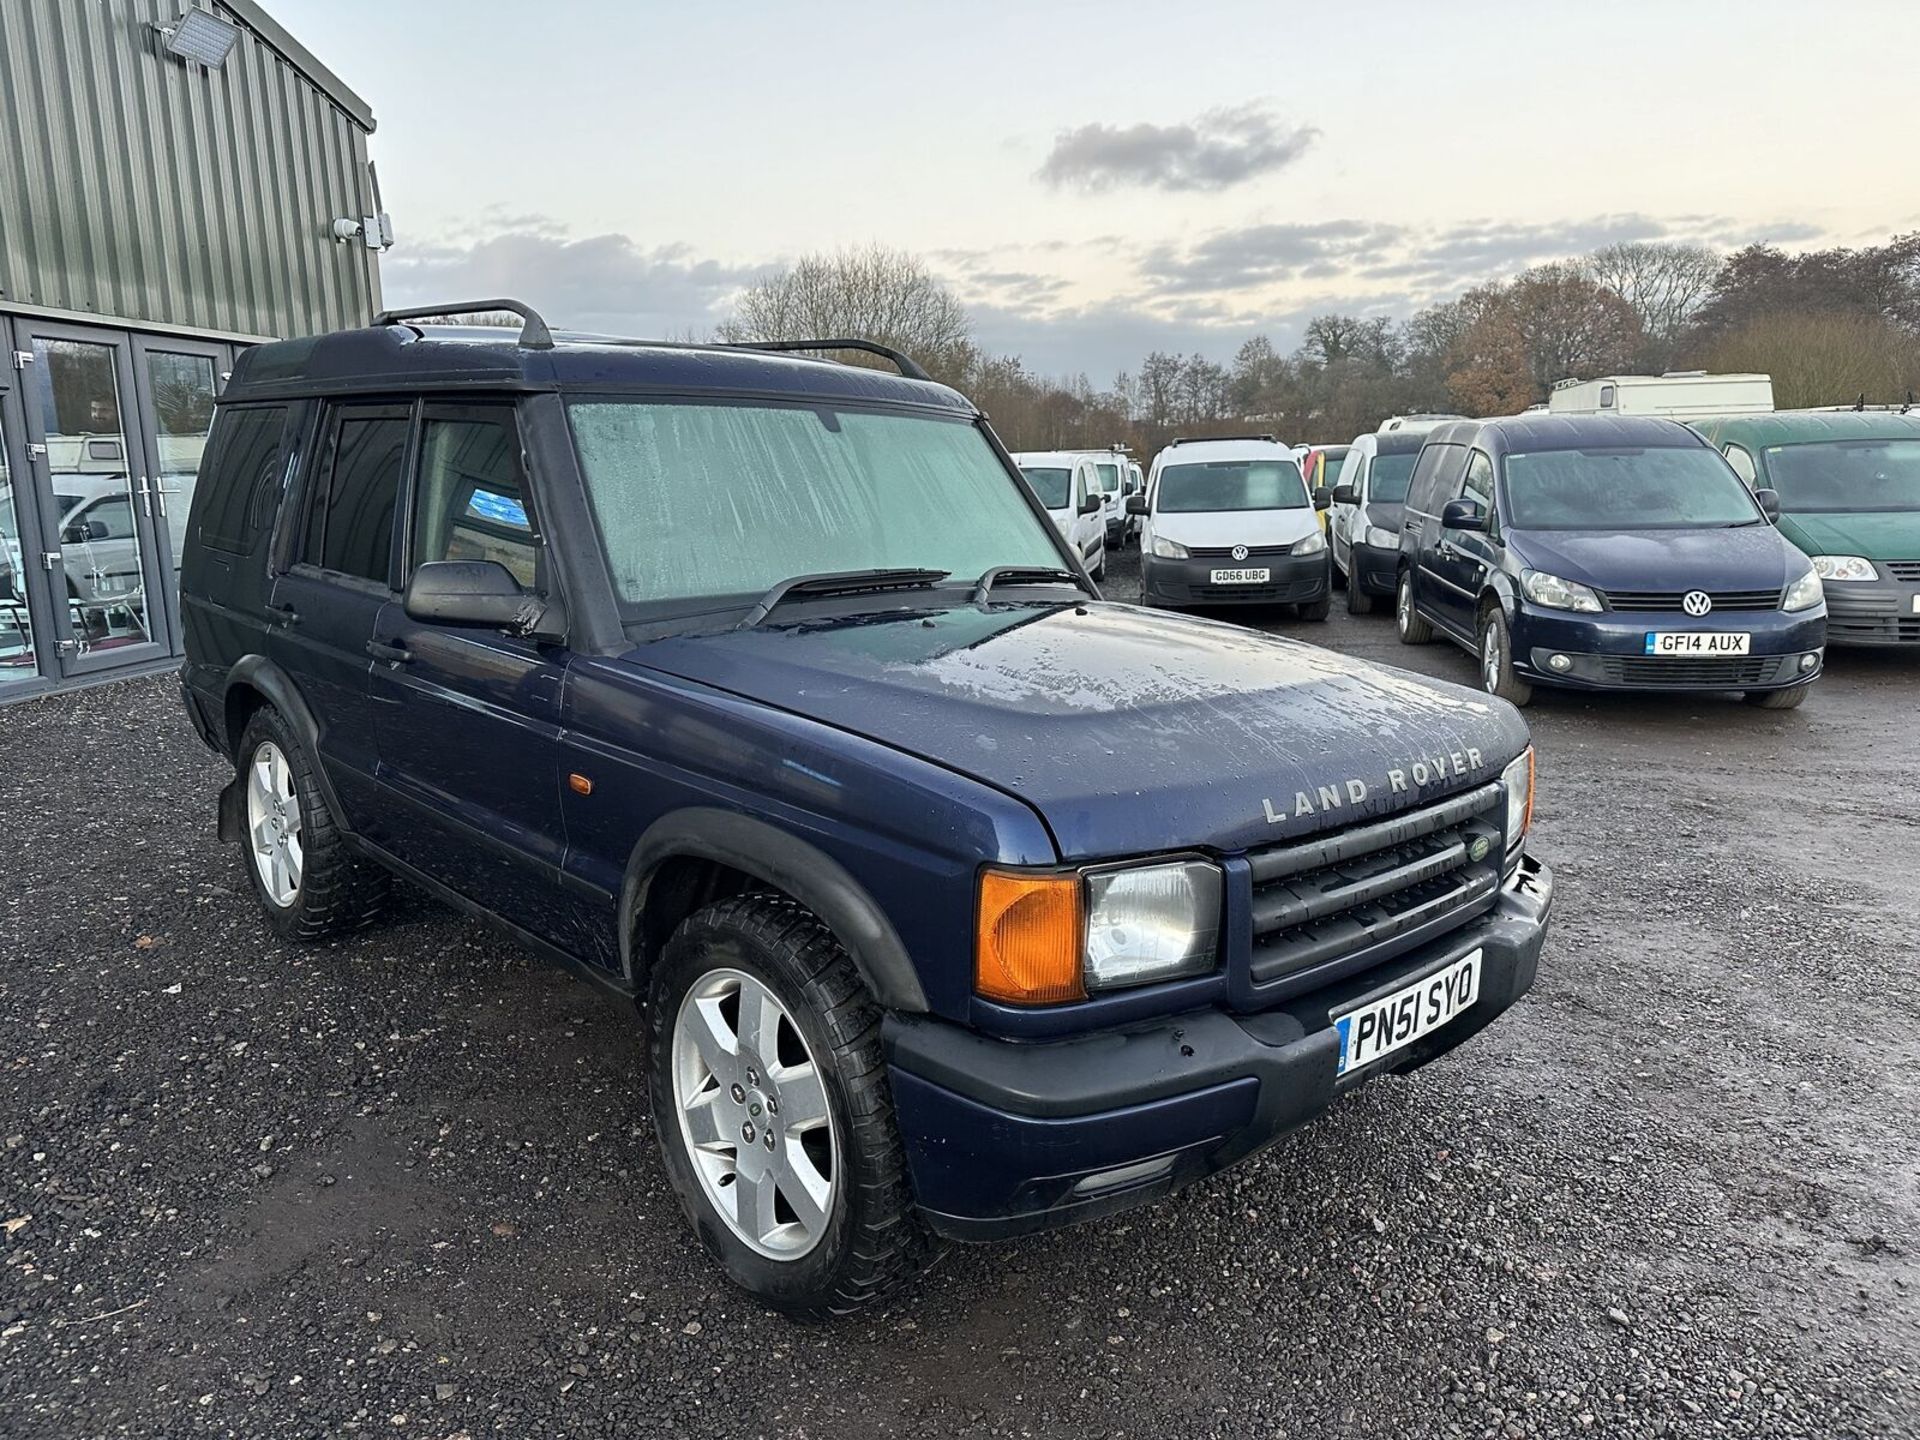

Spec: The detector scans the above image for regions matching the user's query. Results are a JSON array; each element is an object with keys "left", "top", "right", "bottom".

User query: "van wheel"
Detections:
[
  {"left": 1745, "top": 685, "right": 1809, "bottom": 709},
  {"left": 1396, "top": 572, "right": 1434, "bottom": 644},
  {"left": 1347, "top": 577, "right": 1375, "bottom": 615},
  {"left": 647, "top": 893, "right": 931, "bottom": 1318},
  {"left": 1298, "top": 592, "right": 1331, "bottom": 622},
  {"left": 235, "top": 708, "right": 389, "bottom": 940},
  {"left": 1478, "top": 609, "right": 1533, "bottom": 706}
]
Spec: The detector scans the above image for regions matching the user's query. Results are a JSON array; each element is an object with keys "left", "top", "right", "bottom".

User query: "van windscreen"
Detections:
[
  {"left": 1504, "top": 447, "right": 1763, "bottom": 529},
  {"left": 1763, "top": 439, "right": 1920, "bottom": 513},
  {"left": 1156, "top": 460, "right": 1308, "bottom": 513}
]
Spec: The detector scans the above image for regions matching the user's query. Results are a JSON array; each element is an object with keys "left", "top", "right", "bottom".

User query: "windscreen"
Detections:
[
  {"left": 1156, "top": 459, "right": 1308, "bottom": 514},
  {"left": 569, "top": 400, "right": 1064, "bottom": 608},
  {"left": 1020, "top": 466, "right": 1071, "bottom": 509},
  {"left": 1368, "top": 452, "right": 1418, "bottom": 502},
  {"left": 1763, "top": 439, "right": 1920, "bottom": 513},
  {"left": 1503, "top": 446, "right": 1763, "bottom": 529}
]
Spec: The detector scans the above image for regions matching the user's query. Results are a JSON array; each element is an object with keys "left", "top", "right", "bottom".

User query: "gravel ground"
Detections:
[{"left": 3, "top": 549, "right": 1917, "bottom": 1439}]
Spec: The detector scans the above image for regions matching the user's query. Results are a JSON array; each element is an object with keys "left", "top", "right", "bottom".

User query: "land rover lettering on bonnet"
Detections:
[{"left": 176, "top": 300, "right": 1554, "bottom": 1316}]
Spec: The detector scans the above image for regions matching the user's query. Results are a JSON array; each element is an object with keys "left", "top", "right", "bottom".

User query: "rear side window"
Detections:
[
  {"left": 1407, "top": 443, "right": 1463, "bottom": 512},
  {"left": 301, "top": 407, "right": 409, "bottom": 584},
  {"left": 194, "top": 406, "right": 287, "bottom": 554},
  {"left": 412, "top": 407, "right": 542, "bottom": 591}
]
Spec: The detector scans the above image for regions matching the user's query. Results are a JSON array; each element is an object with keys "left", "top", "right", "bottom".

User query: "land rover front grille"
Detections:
[
  {"left": 1600, "top": 587, "right": 1783, "bottom": 612},
  {"left": 1245, "top": 782, "right": 1504, "bottom": 988}
]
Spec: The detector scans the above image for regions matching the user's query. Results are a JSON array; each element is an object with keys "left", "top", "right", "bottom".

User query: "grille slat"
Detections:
[
  {"left": 1884, "top": 560, "right": 1920, "bottom": 582},
  {"left": 1188, "top": 543, "right": 1294, "bottom": 559},
  {"left": 1246, "top": 784, "right": 1506, "bottom": 988},
  {"left": 1601, "top": 587, "right": 1782, "bottom": 612},
  {"left": 1596, "top": 655, "right": 1784, "bottom": 686}
]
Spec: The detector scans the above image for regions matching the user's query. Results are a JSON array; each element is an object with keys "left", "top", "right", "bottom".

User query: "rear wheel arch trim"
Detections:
[
  {"left": 620, "top": 808, "right": 929, "bottom": 1015},
  {"left": 218, "top": 658, "right": 347, "bottom": 844}
]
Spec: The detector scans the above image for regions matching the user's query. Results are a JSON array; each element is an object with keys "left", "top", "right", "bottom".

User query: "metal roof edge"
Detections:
[{"left": 219, "top": 0, "right": 377, "bottom": 132}]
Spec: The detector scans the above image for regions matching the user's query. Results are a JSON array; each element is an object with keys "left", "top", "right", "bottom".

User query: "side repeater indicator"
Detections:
[{"left": 568, "top": 773, "right": 593, "bottom": 796}]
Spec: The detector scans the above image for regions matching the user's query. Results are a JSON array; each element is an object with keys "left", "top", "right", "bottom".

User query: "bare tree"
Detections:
[
  {"left": 719, "top": 245, "right": 974, "bottom": 380},
  {"left": 1586, "top": 242, "right": 1721, "bottom": 367}
]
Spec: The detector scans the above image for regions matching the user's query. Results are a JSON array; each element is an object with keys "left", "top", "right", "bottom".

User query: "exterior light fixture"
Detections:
[{"left": 156, "top": 9, "right": 240, "bottom": 68}]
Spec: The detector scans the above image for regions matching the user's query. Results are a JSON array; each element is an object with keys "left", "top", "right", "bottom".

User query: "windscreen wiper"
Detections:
[
  {"left": 736, "top": 568, "right": 950, "bottom": 629},
  {"left": 970, "top": 565, "right": 1087, "bottom": 605}
]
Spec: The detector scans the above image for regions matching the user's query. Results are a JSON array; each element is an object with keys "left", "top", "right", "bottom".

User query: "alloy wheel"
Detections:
[
  {"left": 246, "top": 740, "right": 303, "bottom": 907},
  {"left": 670, "top": 967, "right": 838, "bottom": 1259},
  {"left": 1482, "top": 624, "right": 1502, "bottom": 692}
]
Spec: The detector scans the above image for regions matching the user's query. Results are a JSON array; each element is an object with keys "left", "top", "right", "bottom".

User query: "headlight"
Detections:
[
  {"left": 1520, "top": 568, "right": 1603, "bottom": 613},
  {"left": 1501, "top": 747, "right": 1534, "bottom": 851},
  {"left": 1084, "top": 860, "right": 1221, "bottom": 992},
  {"left": 973, "top": 860, "right": 1222, "bottom": 1003},
  {"left": 1363, "top": 524, "right": 1400, "bottom": 548},
  {"left": 1810, "top": 555, "right": 1878, "bottom": 582},
  {"left": 1292, "top": 528, "right": 1326, "bottom": 556},
  {"left": 1782, "top": 569, "right": 1826, "bottom": 611},
  {"left": 1151, "top": 535, "right": 1189, "bottom": 560}
]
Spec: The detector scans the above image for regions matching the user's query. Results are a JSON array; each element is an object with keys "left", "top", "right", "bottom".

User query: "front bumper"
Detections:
[
  {"left": 1142, "top": 550, "right": 1330, "bottom": 607},
  {"left": 1512, "top": 604, "right": 1826, "bottom": 691},
  {"left": 1822, "top": 579, "right": 1920, "bottom": 645},
  {"left": 887, "top": 854, "right": 1552, "bottom": 1240},
  {"left": 1349, "top": 540, "right": 1399, "bottom": 596}
]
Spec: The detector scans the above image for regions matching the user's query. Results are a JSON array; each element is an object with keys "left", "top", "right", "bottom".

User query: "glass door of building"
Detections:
[
  {"left": 0, "top": 368, "right": 46, "bottom": 690},
  {"left": 131, "top": 336, "right": 229, "bottom": 644}
]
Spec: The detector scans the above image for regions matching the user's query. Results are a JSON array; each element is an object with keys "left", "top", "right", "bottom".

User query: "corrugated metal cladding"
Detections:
[{"left": 0, "top": 0, "right": 382, "bottom": 340}]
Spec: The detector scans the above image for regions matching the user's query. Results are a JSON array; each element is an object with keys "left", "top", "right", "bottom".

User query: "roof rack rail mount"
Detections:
[
  {"left": 371, "top": 298, "right": 554, "bottom": 351},
  {"left": 735, "top": 338, "right": 932, "bottom": 383},
  {"left": 1169, "top": 433, "right": 1277, "bottom": 446}
]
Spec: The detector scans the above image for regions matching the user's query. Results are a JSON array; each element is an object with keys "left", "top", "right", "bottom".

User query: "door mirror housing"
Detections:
[
  {"left": 1077, "top": 494, "right": 1101, "bottom": 516},
  {"left": 1312, "top": 487, "right": 1332, "bottom": 512},
  {"left": 63, "top": 519, "right": 110, "bottom": 544},
  {"left": 1331, "top": 483, "right": 1359, "bottom": 506},
  {"left": 1125, "top": 494, "right": 1148, "bottom": 515},
  {"left": 1441, "top": 498, "right": 1488, "bottom": 532},
  {"left": 404, "top": 560, "right": 565, "bottom": 641},
  {"left": 1752, "top": 488, "right": 1781, "bottom": 522}
]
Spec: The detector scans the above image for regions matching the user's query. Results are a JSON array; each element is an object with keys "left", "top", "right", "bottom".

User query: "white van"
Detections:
[
  {"left": 1011, "top": 450, "right": 1107, "bottom": 580},
  {"left": 1546, "top": 371, "right": 1774, "bottom": 417},
  {"left": 1130, "top": 436, "right": 1330, "bottom": 617},
  {"left": 1086, "top": 450, "right": 1129, "bottom": 548}
]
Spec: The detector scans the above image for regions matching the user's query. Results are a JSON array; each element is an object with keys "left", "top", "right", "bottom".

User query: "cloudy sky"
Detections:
[{"left": 276, "top": 0, "right": 1916, "bottom": 377}]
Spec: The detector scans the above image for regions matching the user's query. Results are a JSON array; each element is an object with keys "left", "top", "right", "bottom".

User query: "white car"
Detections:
[
  {"left": 1132, "top": 436, "right": 1330, "bottom": 618},
  {"left": 1011, "top": 450, "right": 1106, "bottom": 580}
]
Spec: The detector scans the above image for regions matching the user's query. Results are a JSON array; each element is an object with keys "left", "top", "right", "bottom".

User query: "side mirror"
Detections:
[
  {"left": 1078, "top": 495, "right": 1101, "bottom": 516},
  {"left": 1752, "top": 488, "right": 1781, "bottom": 522},
  {"left": 1312, "top": 487, "right": 1332, "bottom": 512},
  {"left": 63, "top": 519, "right": 110, "bottom": 544},
  {"left": 1441, "top": 498, "right": 1488, "bottom": 532},
  {"left": 1331, "top": 484, "right": 1358, "bottom": 506},
  {"left": 404, "top": 559, "right": 564, "bottom": 640},
  {"left": 1126, "top": 494, "right": 1148, "bottom": 515}
]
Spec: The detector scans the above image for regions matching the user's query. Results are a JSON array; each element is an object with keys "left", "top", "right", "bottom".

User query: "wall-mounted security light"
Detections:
[{"left": 155, "top": 9, "right": 240, "bottom": 68}]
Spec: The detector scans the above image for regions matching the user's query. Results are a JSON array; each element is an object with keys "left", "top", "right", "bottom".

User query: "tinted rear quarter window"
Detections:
[
  {"left": 302, "top": 410, "right": 409, "bottom": 584},
  {"left": 193, "top": 406, "right": 287, "bottom": 554}
]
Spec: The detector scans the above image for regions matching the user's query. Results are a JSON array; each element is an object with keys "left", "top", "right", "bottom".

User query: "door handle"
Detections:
[
  {"left": 267, "top": 600, "right": 300, "bottom": 626},
  {"left": 366, "top": 639, "right": 412, "bottom": 665}
]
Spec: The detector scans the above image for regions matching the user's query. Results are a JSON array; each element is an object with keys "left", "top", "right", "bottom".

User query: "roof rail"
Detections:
[
  {"left": 733, "top": 338, "right": 933, "bottom": 383},
  {"left": 371, "top": 298, "right": 555, "bottom": 351},
  {"left": 1168, "top": 433, "right": 1277, "bottom": 446}
]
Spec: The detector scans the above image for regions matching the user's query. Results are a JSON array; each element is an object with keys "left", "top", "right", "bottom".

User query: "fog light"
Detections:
[
  {"left": 1548, "top": 653, "right": 1572, "bottom": 673},
  {"left": 1069, "top": 1154, "right": 1176, "bottom": 1197},
  {"left": 1800, "top": 653, "right": 1819, "bottom": 672}
]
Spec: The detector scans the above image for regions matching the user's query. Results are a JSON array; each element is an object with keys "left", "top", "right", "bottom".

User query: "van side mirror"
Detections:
[
  {"left": 1078, "top": 495, "right": 1101, "bottom": 516},
  {"left": 1331, "top": 484, "right": 1358, "bottom": 506},
  {"left": 1312, "top": 487, "right": 1332, "bottom": 512},
  {"left": 1752, "top": 488, "right": 1781, "bottom": 522},
  {"left": 1441, "top": 499, "right": 1487, "bottom": 532},
  {"left": 1126, "top": 494, "right": 1147, "bottom": 515},
  {"left": 404, "top": 559, "right": 564, "bottom": 640},
  {"left": 63, "top": 519, "right": 110, "bottom": 544}
]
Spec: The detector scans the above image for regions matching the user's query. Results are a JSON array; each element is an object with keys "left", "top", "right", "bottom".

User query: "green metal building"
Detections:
[{"left": 0, "top": 0, "right": 386, "bottom": 696}]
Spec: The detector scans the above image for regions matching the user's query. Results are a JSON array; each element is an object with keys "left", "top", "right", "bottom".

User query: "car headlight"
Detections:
[
  {"left": 1151, "top": 535, "right": 1189, "bottom": 560},
  {"left": 1520, "top": 568, "right": 1603, "bottom": 613},
  {"left": 1292, "top": 528, "right": 1326, "bottom": 556},
  {"left": 1363, "top": 524, "right": 1400, "bottom": 548},
  {"left": 1501, "top": 747, "right": 1534, "bottom": 852},
  {"left": 974, "top": 860, "right": 1222, "bottom": 1003},
  {"left": 1809, "top": 555, "right": 1878, "bottom": 582},
  {"left": 1782, "top": 568, "right": 1826, "bottom": 611}
]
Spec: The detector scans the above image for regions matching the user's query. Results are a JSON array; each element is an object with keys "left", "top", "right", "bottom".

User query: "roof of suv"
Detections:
[
  {"left": 1428, "top": 414, "right": 1704, "bottom": 456},
  {"left": 221, "top": 323, "right": 977, "bottom": 415}
]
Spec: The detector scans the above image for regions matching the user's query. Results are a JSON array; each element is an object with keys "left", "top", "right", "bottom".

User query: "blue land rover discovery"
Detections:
[{"left": 177, "top": 302, "right": 1554, "bottom": 1316}]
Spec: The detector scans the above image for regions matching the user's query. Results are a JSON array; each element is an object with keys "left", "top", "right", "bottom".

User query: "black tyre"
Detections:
[
  {"left": 1347, "top": 575, "right": 1375, "bottom": 615},
  {"left": 1298, "top": 590, "right": 1332, "bottom": 622},
  {"left": 1745, "top": 685, "right": 1809, "bottom": 709},
  {"left": 1396, "top": 570, "right": 1435, "bottom": 644},
  {"left": 1477, "top": 608, "right": 1533, "bottom": 707},
  {"left": 234, "top": 708, "right": 389, "bottom": 941},
  {"left": 647, "top": 893, "right": 931, "bottom": 1318}
]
